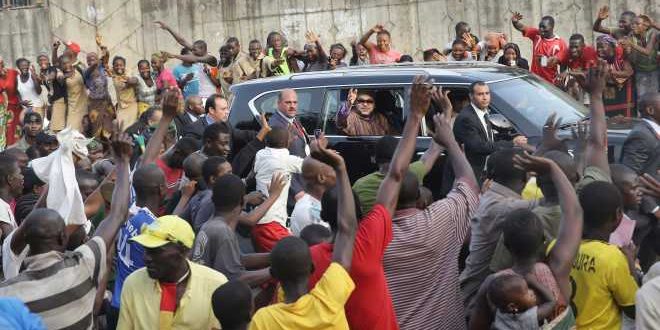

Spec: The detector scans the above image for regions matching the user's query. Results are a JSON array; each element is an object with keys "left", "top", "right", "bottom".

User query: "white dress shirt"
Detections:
[
  {"left": 254, "top": 147, "right": 304, "bottom": 228},
  {"left": 471, "top": 103, "right": 491, "bottom": 141}
]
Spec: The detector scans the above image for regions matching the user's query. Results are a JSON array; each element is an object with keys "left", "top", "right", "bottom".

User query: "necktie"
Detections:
[
  {"left": 483, "top": 113, "right": 494, "bottom": 142},
  {"left": 291, "top": 119, "right": 305, "bottom": 139}
]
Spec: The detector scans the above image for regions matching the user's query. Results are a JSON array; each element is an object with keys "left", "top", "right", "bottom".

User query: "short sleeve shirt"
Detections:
[
  {"left": 191, "top": 218, "right": 245, "bottom": 280},
  {"left": 570, "top": 240, "right": 638, "bottom": 329},
  {"left": 155, "top": 157, "right": 183, "bottom": 198},
  {"left": 368, "top": 47, "right": 402, "bottom": 64},
  {"left": 172, "top": 64, "right": 199, "bottom": 100},
  {"left": 523, "top": 27, "right": 568, "bottom": 83},
  {"left": 250, "top": 263, "right": 355, "bottom": 330},
  {"left": 566, "top": 46, "right": 598, "bottom": 71},
  {"left": 307, "top": 204, "right": 397, "bottom": 330},
  {"left": 353, "top": 160, "right": 427, "bottom": 213}
]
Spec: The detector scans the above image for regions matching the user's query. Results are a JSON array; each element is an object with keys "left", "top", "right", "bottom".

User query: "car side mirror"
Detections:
[{"left": 488, "top": 113, "right": 516, "bottom": 139}]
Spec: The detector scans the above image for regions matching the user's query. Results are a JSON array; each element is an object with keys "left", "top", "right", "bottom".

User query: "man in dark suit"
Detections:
[
  {"left": 173, "top": 96, "right": 204, "bottom": 136},
  {"left": 268, "top": 88, "right": 310, "bottom": 201},
  {"left": 621, "top": 93, "right": 660, "bottom": 269},
  {"left": 182, "top": 94, "right": 257, "bottom": 160},
  {"left": 452, "top": 81, "right": 527, "bottom": 184}
]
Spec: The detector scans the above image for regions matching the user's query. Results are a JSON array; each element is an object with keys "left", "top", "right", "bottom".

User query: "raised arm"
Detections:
[
  {"left": 511, "top": 12, "right": 526, "bottom": 33},
  {"left": 310, "top": 135, "right": 357, "bottom": 270},
  {"left": 238, "top": 173, "right": 286, "bottom": 227},
  {"left": 166, "top": 52, "right": 218, "bottom": 66},
  {"left": 583, "top": 60, "right": 611, "bottom": 176},
  {"left": 155, "top": 21, "right": 194, "bottom": 50},
  {"left": 51, "top": 40, "right": 60, "bottom": 66},
  {"left": 375, "top": 77, "right": 430, "bottom": 215},
  {"left": 140, "top": 87, "right": 179, "bottom": 167},
  {"left": 359, "top": 24, "right": 384, "bottom": 50},
  {"left": 306, "top": 31, "right": 328, "bottom": 60},
  {"left": 432, "top": 91, "right": 478, "bottom": 191},
  {"left": 513, "top": 153, "right": 582, "bottom": 302},
  {"left": 93, "top": 126, "right": 133, "bottom": 250},
  {"left": 593, "top": 6, "right": 613, "bottom": 35},
  {"left": 524, "top": 273, "right": 557, "bottom": 323}
]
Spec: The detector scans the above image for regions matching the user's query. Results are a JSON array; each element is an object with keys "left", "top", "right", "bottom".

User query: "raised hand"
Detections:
[
  {"left": 541, "top": 112, "right": 564, "bottom": 151},
  {"left": 462, "top": 33, "right": 475, "bottom": 49},
  {"left": 347, "top": 88, "right": 358, "bottom": 105},
  {"left": 181, "top": 180, "right": 197, "bottom": 197},
  {"left": 310, "top": 133, "right": 345, "bottom": 168},
  {"left": 639, "top": 173, "right": 660, "bottom": 198},
  {"left": 410, "top": 75, "right": 434, "bottom": 117},
  {"left": 305, "top": 31, "right": 319, "bottom": 44},
  {"left": 511, "top": 11, "right": 524, "bottom": 23},
  {"left": 161, "top": 87, "right": 180, "bottom": 118},
  {"left": 268, "top": 172, "right": 288, "bottom": 198},
  {"left": 431, "top": 86, "right": 452, "bottom": 114},
  {"left": 154, "top": 21, "right": 168, "bottom": 30},
  {"left": 597, "top": 6, "right": 609, "bottom": 20},
  {"left": 53, "top": 40, "right": 61, "bottom": 49},
  {"left": 585, "top": 59, "right": 609, "bottom": 95},
  {"left": 244, "top": 191, "right": 266, "bottom": 206},
  {"left": 111, "top": 121, "right": 134, "bottom": 162},
  {"left": 372, "top": 24, "right": 385, "bottom": 33},
  {"left": 95, "top": 34, "right": 103, "bottom": 47},
  {"left": 513, "top": 152, "right": 554, "bottom": 175},
  {"left": 431, "top": 112, "right": 454, "bottom": 148}
]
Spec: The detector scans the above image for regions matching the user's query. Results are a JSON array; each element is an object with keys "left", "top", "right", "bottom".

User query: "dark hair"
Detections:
[
  {"left": 469, "top": 81, "right": 488, "bottom": 95},
  {"left": 192, "top": 40, "right": 208, "bottom": 50},
  {"left": 112, "top": 56, "right": 126, "bottom": 66},
  {"left": 376, "top": 30, "right": 391, "bottom": 38},
  {"left": 212, "top": 281, "right": 253, "bottom": 329},
  {"left": 203, "top": 122, "right": 231, "bottom": 144},
  {"left": 15, "top": 58, "right": 29, "bottom": 67},
  {"left": 137, "top": 59, "right": 150, "bottom": 68},
  {"left": 35, "top": 132, "right": 57, "bottom": 145},
  {"left": 300, "top": 224, "right": 332, "bottom": 247},
  {"left": 502, "top": 208, "right": 544, "bottom": 259},
  {"left": 329, "top": 44, "right": 347, "bottom": 58},
  {"left": 174, "top": 137, "right": 201, "bottom": 155},
  {"left": 397, "top": 171, "right": 420, "bottom": 208},
  {"left": 226, "top": 37, "right": 240, "bottom": 46},
  {"left": 205, "top": 94, "right": 225, "bottom": 113},
  {"left": 502, "top": 43, "right": 521, "bottom": 57},
  {"left": 270, "top": 236, "right": 312, "bottom": 282},
  {"left": 21, "top": 167, "right": 44, "bottom": 195},
  {"left": 536, "top": 151, "right": 576, "bottom": 197},
  {"left": 265, "top": 127, "right": 290, "bottom": 149},
  {"left": 610, "top": 163, "right": 638, "bottom": 190},
  {"left": 213, "top": 174, "right": 245, "bottom": 213},
  {"left": 25, "top": 146, "right": 40, "bottom": 160},
  {"left": 488, "top": 273, "right": 526, "bottom": 311},
  {"left": 0, "top": 154, "right": 18, "bottom": 185},
  {"left": 320, "top": 187, "right": 363, "bottom": 233},
  {"left": 485, "top": 148, "right": 526, "bottom": 184},
  {"left": 374, "top": 135, "right": 398, "bottom": 164},
  {"left": 541, "top": 15, "right": 555, "bottom": 27},
  {"left": 452, "top": 39, "right": 468, "bottom": 48},
  {"left": 423, "top": 48, "right": 441, "bottom": 60},
  {"left": 24, "top": 112, "right": 42, "bottom": 124},
  {"left": 15, "top": 193, "right": 39, "bottom": 225},
  {"left": 621, "top": 11, "right": 636, "bottom": 19},
  {"left": 249, "top": 39, "right": 261, "bottom": 46},
  {"left": 132, "top": 164, "right": 165, "bottom": 198},
  {"left": 180, "top": 47, "right": 191, "bottom": 56},
  {"left": 579, "top": 181, "right": 622, "bottom": 230},
  {"left": 569, "top": 34, "right": 585, "bottom": 43},
  {"left": 455, "top": 21, "right": 470, "bottom": 35},
  {"left": 76, "top": 169, "right": 99, "bottom": 185},
  {"left": 639, "top": 93, "right": 660, "bottom": 118},
  {"left": 202, "top": 156, "right": 229, "bottom": 184},
  {"left": 266, "top": 31, "right": 285, "bottom": 48},
  {"left": 398, "top": 55, "right": 414, "bottom": 63}
]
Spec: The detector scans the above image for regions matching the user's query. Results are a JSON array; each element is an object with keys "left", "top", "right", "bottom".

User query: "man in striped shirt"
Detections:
[
  {"left": 0, "top": 127, "right": 133, "bottom": 329},
  {"left": 383, "top": 96, "right": 480, "bottom": 330}
]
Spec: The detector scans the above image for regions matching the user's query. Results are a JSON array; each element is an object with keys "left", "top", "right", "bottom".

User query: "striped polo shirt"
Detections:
[
  {"left": 383, "top": 180, "right": 479, "bottom": 330},
  {"left": 0, "top": 237, "right": 106, "bottom": 329}
]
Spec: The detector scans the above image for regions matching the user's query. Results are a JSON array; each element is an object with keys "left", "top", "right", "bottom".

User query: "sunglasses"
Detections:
[{"left": 356, "top": 99, "right": 374, "bottom": 104}]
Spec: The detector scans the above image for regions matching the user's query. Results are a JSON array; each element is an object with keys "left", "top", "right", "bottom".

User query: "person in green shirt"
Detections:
[{"left": 353, "top": 136, "right": 442, "bottom": 213}]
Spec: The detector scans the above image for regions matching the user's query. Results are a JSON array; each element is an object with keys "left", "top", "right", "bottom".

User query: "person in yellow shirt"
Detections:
[
  {"left": 249, "top": 134, "right": 358, "bottom": 330},
  {"left": 117, "top": 215, "right": 228, "bottom": 330},
  {"left": 571, "top": 181, "right": 639, "bottom": 329}
]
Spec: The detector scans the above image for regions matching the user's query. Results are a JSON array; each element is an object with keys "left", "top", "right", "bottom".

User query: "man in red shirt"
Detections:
[
  {"left": 303, "top": 76, "right": 435, "bottom": 330},
  {"left": 511, "top": 12, "right": 567, "bottom": 83},
  {"left": 557, "top": 34, "right": 598, "bottom": 101}
]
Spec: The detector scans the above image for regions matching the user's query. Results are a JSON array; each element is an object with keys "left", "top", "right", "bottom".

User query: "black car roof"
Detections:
[{"left": 231, "top": 62, "right": 530, "bottom": 91}]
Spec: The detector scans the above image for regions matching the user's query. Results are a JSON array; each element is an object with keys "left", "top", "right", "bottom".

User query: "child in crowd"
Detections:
[
  {"left": 488, "top": 273, "right": 556, "bottom": 329},
  {"left": 299, "top": 223, "right": 332, "bottom": 246},
  {"left": 211, "top": 280, "right": 254, "bottom": 330},
  {"left": 447, "top": 40, "right": 473, "bottom": 61},
  {"left": 252, "top": 127, "right": 304, "bottom": 251}
]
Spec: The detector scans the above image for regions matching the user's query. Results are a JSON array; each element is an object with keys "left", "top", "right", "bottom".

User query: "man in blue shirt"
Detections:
[
  {"left": 172, "top": 48, "right": 200, "bottom": 100},
  {"left": 108, "top": 164, "right": 166, "bottom": 329}
]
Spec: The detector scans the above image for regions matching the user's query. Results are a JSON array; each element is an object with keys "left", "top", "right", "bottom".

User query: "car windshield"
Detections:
[{"left": 489, "top": 75, "right": 587, "bottom": 136}]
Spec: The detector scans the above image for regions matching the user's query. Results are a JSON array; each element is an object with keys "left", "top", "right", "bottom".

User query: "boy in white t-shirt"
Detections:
[
  {"left": 252, "top": 127, "right": 304, "bottom": 252},
  {"left": 290, "top": 157, "right": 336, "bottom": 236}
]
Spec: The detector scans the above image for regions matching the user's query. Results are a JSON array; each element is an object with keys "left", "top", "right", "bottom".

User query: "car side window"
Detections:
[
  {"left": 423, "top": 87, "right": 470, "bottom": 135},
  {"left": 323, "top": 88, "right": 405, "bottom": 136},
  {"left": 252, "top": 88, "right": 323, "bottom": 134}
]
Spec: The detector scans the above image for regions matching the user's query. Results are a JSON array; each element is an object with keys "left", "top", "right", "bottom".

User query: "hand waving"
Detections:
[
  {"left": 597, "top": 6, "right": 609, "bottom": 20},
  {"left": 511, "top": 11, "right": 524, "bottom": 23},
  {"left": 310, "top": 133, "right": 344, "bottom": 168},
  {"left": 347, "top": 88, "right": 358, "bottom": 106},
  {"left": 161, "top": 87, "right": 181, "bottom": 118},
  {"left": 431, "top": 86, "right": 452, "bottom": 114},
  {"left": 513, "top": 152, "right": 554, "bottom": 176},
  {"left": 111, "top": 121, "right": 134, "bottom": 162},
  {"left": 431, "top": 112, "right": 454, "bottom": 148},
  {"left": 410, "top": 75, "right": 434, "bottom": 117}
]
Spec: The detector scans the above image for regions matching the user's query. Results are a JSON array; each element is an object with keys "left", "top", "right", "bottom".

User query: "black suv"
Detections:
[{"left": 228, "top": 62, "right": 629, "bottom": 183}]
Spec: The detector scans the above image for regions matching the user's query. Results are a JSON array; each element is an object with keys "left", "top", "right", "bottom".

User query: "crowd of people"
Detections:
[{"left": 0, "top": 5, "right": 657, "bottom": 330}]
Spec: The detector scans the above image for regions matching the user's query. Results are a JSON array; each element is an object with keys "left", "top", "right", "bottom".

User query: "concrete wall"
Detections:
[{"left": 0, "top": 0, "right": 657, "bottom": 70}]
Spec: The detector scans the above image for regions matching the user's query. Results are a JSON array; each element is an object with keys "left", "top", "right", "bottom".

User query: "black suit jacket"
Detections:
[
  {"left": 452, "top": 105, "right": 513, "bottom": 182},
  {"left": 268, "top": 111, "right": 310, "bottom": 197},
  {"left": 622, "top": 119, "right": 660, "bottom": 176},
  {"left": 174, "top": 112, "right": 198, "bottom": 137},
  {"left": 182, "top": 116, "right": 258, "bottom": 162}
]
